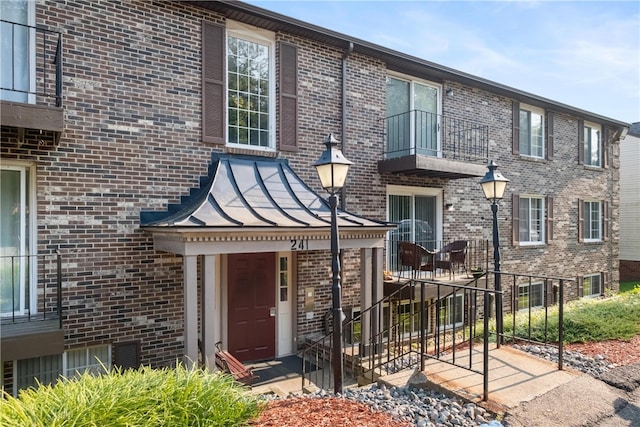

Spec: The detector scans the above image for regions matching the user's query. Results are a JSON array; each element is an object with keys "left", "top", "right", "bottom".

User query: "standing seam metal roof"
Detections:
[{"left": 140, "top": 153, "right": 391, "bottom": 229}]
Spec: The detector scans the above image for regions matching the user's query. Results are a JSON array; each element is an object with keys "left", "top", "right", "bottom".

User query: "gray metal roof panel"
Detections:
[{"left": 140, "top": 153, "right": 391, "bottom": 229}]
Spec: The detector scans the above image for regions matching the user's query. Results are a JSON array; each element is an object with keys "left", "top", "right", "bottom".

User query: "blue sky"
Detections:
[{"left": 245, "top": 0, "right": 639, "bottom": 124}]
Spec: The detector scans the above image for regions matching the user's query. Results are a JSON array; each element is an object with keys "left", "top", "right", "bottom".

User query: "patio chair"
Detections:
[
  {"left": 398, "top": 241, "right": 436, "bottom": 279},
  {"left": 440, "top": 240, "right": 468, "bottom": 278}
]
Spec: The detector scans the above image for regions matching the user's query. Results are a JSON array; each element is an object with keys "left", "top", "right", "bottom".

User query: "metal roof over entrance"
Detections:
[{"left": 140, "top": 153, "right": 391, "bottom": 230}]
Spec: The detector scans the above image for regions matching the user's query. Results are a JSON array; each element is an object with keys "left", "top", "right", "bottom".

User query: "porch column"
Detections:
[
  {"left": 184, "top": 255, "right": 198, "bottom": 368},
  {"left": 359, "top": 248, "right": 372, "bottom": 354},
  {"left": 371, "top": 247, "right": 384, "bottom": 346},
  {"left": 201, "top": 255, "right": 217, "bottom": 371}
]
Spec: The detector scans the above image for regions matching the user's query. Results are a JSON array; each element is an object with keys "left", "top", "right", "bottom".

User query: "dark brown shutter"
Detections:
[
  {"left": 577, "top": 276, "right": 584, "bottom": 297},
  {"left": 578, "top": 198, "right": 584, "bottom": 242},
  {"left": 577, "top": 119, "right": 584, "bottom": 164},
  {"left": 603, "top": 200, "right": 609, "bottom": 241},
  {"left": 512, "top": 193, "right": 520, "bottom": 245},
  {"left": 546, "top": 196, "right": 554, "bottom": 243},
  {"left": 601, "top": 271, "right": 609, "bottom": 295},
  {"left": 512, "top": 101, "right": 520, "bottom": 154},
  {"left": 279, "top": 42, "right": 298, "bottom": 152},
  {"left": 545, "top": 279, "right": 554, "bottom": 307},
  {"left": 546, "top": 111, "right": 554, "bottom": 160},
  {"left": 202, "top": 21, "right": 225, "bottom": 145},
  {"left": 602, "top": 127, "right": 609, "bottom": 168}
]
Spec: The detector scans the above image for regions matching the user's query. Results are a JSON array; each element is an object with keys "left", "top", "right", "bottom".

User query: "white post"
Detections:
[
  {"left": 202, "top": 255, "right": 217, "bottom": 371},
  {"left": 183, "top": 255, "right": 198, "bottom": 368}
]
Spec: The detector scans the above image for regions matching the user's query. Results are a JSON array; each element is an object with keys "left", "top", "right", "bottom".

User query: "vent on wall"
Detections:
[{"left": 113, "top": 341, "right": 141, "bottom": 370}]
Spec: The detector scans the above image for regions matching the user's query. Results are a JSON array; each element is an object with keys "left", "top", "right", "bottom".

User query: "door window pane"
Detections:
[{"left": 0, "top": 0, "right": 31, "bottom": 102}]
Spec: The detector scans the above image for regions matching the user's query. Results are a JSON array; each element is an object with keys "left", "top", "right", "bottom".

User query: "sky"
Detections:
[{"left": 245, "top": 0, "right": 640, "bottom": 124}]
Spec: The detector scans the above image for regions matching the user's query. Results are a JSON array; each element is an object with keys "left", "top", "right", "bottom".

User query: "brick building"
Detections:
[{"left": 0, "top": 1, "right": 628, "bottom": 394}]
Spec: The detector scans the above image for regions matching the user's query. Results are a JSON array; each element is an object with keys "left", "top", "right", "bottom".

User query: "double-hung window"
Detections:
[
  {"left": 437, "top": 294, "right": 464, "bottom": 328},
  {"left": 581, "top": 273, "right": 602, "bottom": 297},
  {"left": 226, "top": 23, "right": 274, "bottom": 149},
  {"left": 1, "top": 162, "right": 36, "bottom": 317},
  {"left": 517, "top": 282, "right": 544, "bottom": 311},
  {"left": 519, "top": 104, "right": 544, "bottom": 158},
  {"left": 579, "top": 200, "right": 605, "bottom": 242},
  {"left": 518, "top": 196, "right": 544, "bottom": 244},
  {"left": 580, "top": 120, "right": 602, "bottom": 167}
]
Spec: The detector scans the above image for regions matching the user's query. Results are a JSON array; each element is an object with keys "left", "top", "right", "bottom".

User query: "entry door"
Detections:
[{"left": 227, "top": 253, "right": 276, "bottom": 362}]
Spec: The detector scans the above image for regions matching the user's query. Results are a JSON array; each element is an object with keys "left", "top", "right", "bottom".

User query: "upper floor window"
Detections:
[
  {"left": 385, "top": 75, "right": 441, "bottom": 158},
  {"left": 512, "top": 101, "right": 553, "bottom": 160},
  {"left": 519, "top": 104, "right": 544, "bottom": 158},
  {"left": 581, "top": 120, "right": 602, "bottom": 167},
  {"left": 202, "top": 21, "right": 292, "bottom": 150},
  {"left": 0, "top": 0, "right": 34, "bottom": 103},
  {"left": 579, "top": 199, "right": 606, "bottom": 242},
  {"left": 226, "top": 23, "right": 274, "bottom": 149}
]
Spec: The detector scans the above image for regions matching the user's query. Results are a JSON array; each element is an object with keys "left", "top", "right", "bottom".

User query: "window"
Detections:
[
  {"left": 64, "top": 345, "right": 111, "bottom": 378},
  {"left": 0, "top": 0, "right": 34, "bottom": 103},
  {"left": 581, "top": 121, "right": 602, "bottom": 167},
  {"left": 14, "top": 345, "right": 110, "bottom": 394},
  {"left": 1, "top": 163, "right": 36, "bottom": 317},
  {"left": 519, "top": 104, "right": 544, "bottom": 158},
  {"left": 581, "top": 200, "right": 603, "bottom": 242},
  {"left": 387, "top": 186, "right": 441, "bottom": 272},
  {"left": 226, "top": 24, "right": 274, "bottom": 149},
  {"left": 202, "top": 21, "right": 289, "bottom": 149},
  {"left": 386, "top": 75, "right": 441, "bottom": 158},
  {"left": 517, "top": 282, "right": 543, "bottom": 311},
  {"left": 518, "top": 196, "right": 544, "bottom": 244},
  {"left": 15, "top": 354, "right": 62, "bottom": 393},
  {"left": 582, "top": 273, "right": 602, "bottom": 297},
  {"left": 437, "top": 294, "right": 464, "bottom": 328}
]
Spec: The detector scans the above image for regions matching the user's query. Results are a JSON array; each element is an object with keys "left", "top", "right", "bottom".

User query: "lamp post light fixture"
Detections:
[
  {"left": 313, "top": 133, "right": 353, "bottom": 395},
  {"left": 479, "top": 160, "right": 509, "bottom": 346}
]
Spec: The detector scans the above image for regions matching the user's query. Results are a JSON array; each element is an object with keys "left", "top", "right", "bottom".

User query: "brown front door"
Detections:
[{"left": 227, "top": 252, "right": 276, "bottom": 362}]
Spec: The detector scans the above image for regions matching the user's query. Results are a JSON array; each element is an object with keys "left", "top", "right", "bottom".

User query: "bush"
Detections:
[{"left": 0, "top": 363, "right": 263, "bottom": 427}]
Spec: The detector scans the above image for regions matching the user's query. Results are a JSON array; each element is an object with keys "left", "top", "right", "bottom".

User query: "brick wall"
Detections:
[{"left": 1, "top": 1, "right": 620, "bottom": 373}]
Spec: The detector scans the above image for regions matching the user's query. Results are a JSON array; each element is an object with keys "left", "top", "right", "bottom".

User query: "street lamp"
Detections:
[
  {"left": 313, "top": 133, "right": 353, "bottom": 394},
  {"left": 479, "top": 160, "right": 509, "bottom": 346}
]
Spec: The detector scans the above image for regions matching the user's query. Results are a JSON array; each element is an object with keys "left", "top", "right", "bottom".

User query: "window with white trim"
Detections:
[
  {"left": 0, "top": 0, "right": 35, "bottom": 103},
  {"left": 582, "top": 273, "right": 601, "bottom": 297},
  {"left": 583, "top": 200, "right": 602, "bottom": 241},
  {"left": 583, "top": 121, "right": 602, "bottom": 167},
  {"left": 226, "top": 22, "right": 275, "bottom": 149},
  {"left": 437, "top": 294, "right": 464, "bottom": 328},
  {"left": 64, "top": 344, "right": 111, "bottom": 378},
  {"left": 517, "top": 282, "right": 543, "bottom": 311},
  {"left": 518, "top": 196, "right": 544, "bottom": 244},
  {"left": 519, "top": 104, "right": 544, "bottom": 158},
  {"left": 1, "top": 162, "right": 36, "bottom": 317}
]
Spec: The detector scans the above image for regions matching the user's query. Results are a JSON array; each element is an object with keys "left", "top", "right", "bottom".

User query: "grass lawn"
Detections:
[{"left": 620, "top": 280, "right": 640, "bottom": 293}]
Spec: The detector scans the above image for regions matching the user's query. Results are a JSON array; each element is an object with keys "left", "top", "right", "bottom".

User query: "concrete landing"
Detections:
[{"left": 378, "top": 345, "right": 580, "bottom": 413}]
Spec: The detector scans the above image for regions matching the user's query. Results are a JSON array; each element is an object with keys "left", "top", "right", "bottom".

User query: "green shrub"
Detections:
[{"left": 0, "top": 363, "right": 263, "bottom": 427}]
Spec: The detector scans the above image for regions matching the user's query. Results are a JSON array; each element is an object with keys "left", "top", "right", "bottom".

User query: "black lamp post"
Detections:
[
  {"left": 313, "top": 133, "right": 353, "bottom": 395},
  {"left": 479, "top": 160, "right": 509, "bottom": 346}
]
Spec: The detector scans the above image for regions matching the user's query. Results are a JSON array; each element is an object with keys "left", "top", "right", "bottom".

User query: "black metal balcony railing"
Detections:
[
  {"left": 0, "top": 253, "right": 62, "bottom": 328},
  {"left": 0, "top": 19, "right": 62, "bottom": 107},
  {"left": 383, "top": 110, "right": 489, "bottom": 162}
]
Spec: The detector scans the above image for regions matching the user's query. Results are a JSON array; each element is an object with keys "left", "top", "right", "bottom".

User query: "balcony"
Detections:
[
  {"left": 1, "top": 253, "right": 64, "bottom": 361},
  {"left": 0, "top": 20, "right": 63, "bottom": 146},
  {"left": 378, "top": 110, "right": 489, "bottom": 179}
]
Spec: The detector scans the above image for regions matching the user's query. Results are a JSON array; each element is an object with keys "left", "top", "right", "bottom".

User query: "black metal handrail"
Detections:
[
  {"left": 382, "top": 110, "right": 488, "bottom": 162},
  {"left": 0, "top": 252, "right": 63, "bottom": 327},
  {"left": 0, "top": 19, "right": 63, "bottom": 107}
]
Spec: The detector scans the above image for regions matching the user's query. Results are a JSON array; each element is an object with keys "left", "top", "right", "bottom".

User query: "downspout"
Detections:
[{"left": 340, "top": 42, "right": 354, "bottom": 210}]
